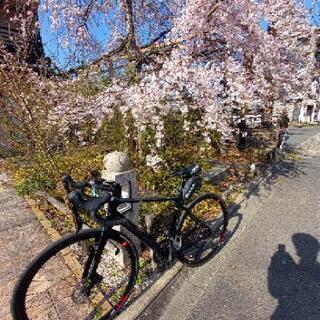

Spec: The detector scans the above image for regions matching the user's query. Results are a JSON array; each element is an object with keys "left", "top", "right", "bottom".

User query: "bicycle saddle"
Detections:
[{"left": 172, "top": 164, "right": 201, "bottom": 178}]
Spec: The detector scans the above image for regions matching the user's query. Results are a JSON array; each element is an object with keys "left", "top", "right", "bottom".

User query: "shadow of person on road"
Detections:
[{"left": 268, "top": 233, "right": 320, "bottom": 320}]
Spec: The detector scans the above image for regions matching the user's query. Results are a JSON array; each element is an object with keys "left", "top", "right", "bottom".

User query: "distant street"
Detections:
[{"left": 139, "top": 126, "right": 320, "bottom": 320}]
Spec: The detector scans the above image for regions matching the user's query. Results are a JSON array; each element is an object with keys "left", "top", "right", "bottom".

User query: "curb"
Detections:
[
  {"left": 117, "top": 262, "right": 183, "bottom": 320},
  {"left": 27, "top": 198, "right": 61, "bottom": 242}
]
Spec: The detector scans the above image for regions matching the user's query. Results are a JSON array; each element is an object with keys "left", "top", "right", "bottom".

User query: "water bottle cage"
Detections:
[{"left": 182, "top": 177, "right": 201, "bottom": 200}]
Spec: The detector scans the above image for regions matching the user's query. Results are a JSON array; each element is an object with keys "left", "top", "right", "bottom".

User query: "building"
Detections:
[
  {"left": 0, "top": 0, "right": 44, "bottom": 64},
  {"left": 296, "top": 105, "right": 320, "bottom": 123},
  {"left": 291, "top": 82, "right": 320, "bottom": 124},
  {"left": 289, "top": 28, "right": 320, "bottom": 124}
]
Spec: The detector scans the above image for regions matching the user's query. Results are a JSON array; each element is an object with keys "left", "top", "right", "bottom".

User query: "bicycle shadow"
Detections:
[
  {"left": 183, "top": 207, "right": 243, "bottom": 267},
  {"left": 212, "top": 206, "right": 243, "bottom": 257},
  {"left": 268, "top": 233, "right": 320, "bottom": 320},
  {"left": 126, "top": 208, "right": 243, "bottom": 308}
]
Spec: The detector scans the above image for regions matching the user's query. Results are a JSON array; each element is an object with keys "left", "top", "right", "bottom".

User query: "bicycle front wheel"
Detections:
[
  {"left": 11, "top": 229, "right": 138, "bottom": 320},
  {"left": 177, "top": 193, "right": 228, "bottom": 267}
]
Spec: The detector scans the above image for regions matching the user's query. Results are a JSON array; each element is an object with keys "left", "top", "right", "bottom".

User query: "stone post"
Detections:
[{"left": 101, "top": 151, "right": 140, "bottom": 266}]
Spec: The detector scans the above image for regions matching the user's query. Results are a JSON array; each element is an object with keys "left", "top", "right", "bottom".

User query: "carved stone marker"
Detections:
[{"left": 101, "top": 151, "right": 140, "bottom": 266}]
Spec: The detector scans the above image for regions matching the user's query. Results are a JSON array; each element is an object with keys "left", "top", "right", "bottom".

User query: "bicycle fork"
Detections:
[
  {"left": 167, "top": 209, "right": 182, "bottom": 265},
  {"left": 77, "top": 227, "right": 110, "bottom": 299}
]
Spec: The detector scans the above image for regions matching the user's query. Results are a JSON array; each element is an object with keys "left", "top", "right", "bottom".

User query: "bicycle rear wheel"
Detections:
[
  {"left": 177, "top": 193, "right": 228, "bottom": 267},
  {"left": 11, "top": 229, "right": 138, "bottom": 320}
]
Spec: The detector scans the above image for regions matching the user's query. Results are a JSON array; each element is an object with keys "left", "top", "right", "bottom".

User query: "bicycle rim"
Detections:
[
  {"left": 11, "top": 229, "right": 138, "bottom": 320},
  {"left": 177, "top": 194, "right": 227, "bottom": 266}
]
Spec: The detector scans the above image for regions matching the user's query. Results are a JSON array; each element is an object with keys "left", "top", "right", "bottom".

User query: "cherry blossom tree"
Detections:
[
  {"left": 49, "top": 0, "right": 314, "bottom": 144},
  {"left": 39, "top": 0, "right": 183, "bottom": 71},
  {"left": 0, "top": 0, "right": 315, "bottom": 154}
]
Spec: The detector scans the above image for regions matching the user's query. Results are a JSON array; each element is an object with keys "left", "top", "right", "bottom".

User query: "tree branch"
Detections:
[{"left": 124, "top": 0, "right": 137, "bottom": 50}]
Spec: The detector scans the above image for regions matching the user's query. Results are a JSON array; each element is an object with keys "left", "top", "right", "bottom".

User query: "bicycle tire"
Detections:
[
  {"left": 11, "top": 228, "right": 139, "bottom": 320},
  {"left": 176, "top": 193, "right": 228, "bottom": 267}
]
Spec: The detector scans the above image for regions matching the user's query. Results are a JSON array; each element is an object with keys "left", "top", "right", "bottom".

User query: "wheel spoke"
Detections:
[
  {"left": 13, "top": 230, "right": 137, "bottom": 320},
  {"left": 192, "top": 241, "right": 205, "bottom": 261},
  {"left": 177, "top": 195, "right": 228, "bottom": 266}
]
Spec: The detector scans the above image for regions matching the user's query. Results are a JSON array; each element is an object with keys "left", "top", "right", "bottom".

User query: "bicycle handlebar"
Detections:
[
  {"left": 62, "top": 174, "right": 113, "bottom": 228},
  {"left": 61, "top": 163, "right": 203, "bottom": 229},
  {"left": 62, "top": 174, "right": 89, "bottom": 192},
  {"left": 68, "top": 190, "right": 111, "bottom": 224}
]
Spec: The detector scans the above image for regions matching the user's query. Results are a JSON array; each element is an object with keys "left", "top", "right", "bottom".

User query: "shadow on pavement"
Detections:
[
  {"left": 268, "top": 233, "right": 320, "bottom": 320},
  {"left": 242, "top": 158, "right": 307, "bottom": 201},
  {"left": 243, "top": 125, "right": 320, "bottom": 200},
  {"left": 265, "top": 158, "right": 306, "bottom": 185},
  {"left": 212, "top": 209, "right": 243, "bottom": 260}
]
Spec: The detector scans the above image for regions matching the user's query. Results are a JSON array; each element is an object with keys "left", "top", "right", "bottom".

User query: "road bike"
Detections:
[{"left": 11, "top": 164, "right": 229, "bottom": 320}]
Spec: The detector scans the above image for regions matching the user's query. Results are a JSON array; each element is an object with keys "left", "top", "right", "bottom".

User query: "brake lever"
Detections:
[{"left": 62, "top": 174, "right": 89, "bottom": 193}]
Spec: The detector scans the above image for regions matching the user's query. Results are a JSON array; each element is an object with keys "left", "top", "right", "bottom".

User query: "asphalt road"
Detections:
[
  {"left": 138, "top": 126, "right": 320, "bottom": 320},
  {"left": 286, "top": 126, "right": 320, "bottom": 148}
]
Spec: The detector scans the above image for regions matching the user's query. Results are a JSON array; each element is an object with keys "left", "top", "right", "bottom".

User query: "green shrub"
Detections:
[{"left": 15, "top": 167, "right": 55, "bottom": 195}]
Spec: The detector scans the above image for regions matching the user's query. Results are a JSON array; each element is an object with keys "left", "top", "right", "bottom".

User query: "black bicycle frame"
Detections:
[
  {"left": 83, "top": 194, "right": 190, "bottom": 286},
  {"left": 102, "top": 195, "right": 189, "bottom": 255}
]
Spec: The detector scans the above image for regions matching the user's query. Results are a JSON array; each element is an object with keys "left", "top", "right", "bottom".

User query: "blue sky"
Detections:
[
  {"left": 38, "top": 0, "right": 320, "bottom": 70},
  {"left": 38, "top": 7, "right": 114, "bottom": 70}
]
